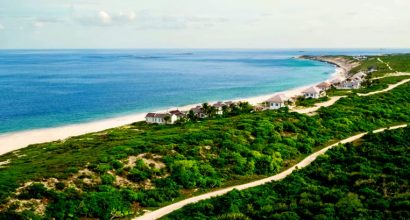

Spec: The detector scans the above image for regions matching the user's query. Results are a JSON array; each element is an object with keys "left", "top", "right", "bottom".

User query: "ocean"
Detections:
[{"left": 0, "top": 49, "right": 408, "bottom": 134}]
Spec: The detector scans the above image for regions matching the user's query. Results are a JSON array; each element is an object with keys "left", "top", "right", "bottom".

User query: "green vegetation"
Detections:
[
  {"left": 295, "top": 96, "right": 330, "bottom": 107},
  {"left": 355, "top": 75, "right": 410, "bottom": 94},
  {"left": 351, "top": 54, "right": 410, "bottom": 77},
  {"left": 0, "top": 54, "right": 409, "bottom": 219},
  {"left": 165, "top": 127, "right": 410, "bottom": 220}
]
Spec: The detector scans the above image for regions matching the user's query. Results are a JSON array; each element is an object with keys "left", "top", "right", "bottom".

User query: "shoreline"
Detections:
[{"left": 0, "top": 59, "right": 348, "bottom": 156}]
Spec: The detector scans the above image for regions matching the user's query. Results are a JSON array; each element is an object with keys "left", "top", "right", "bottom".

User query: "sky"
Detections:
[{"left": 0, "top": 0, "right": 409, "bottom": 49}]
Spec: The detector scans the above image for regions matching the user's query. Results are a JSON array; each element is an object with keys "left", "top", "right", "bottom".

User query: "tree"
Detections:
[{"left": 163, "top": 115, "right": 171, "bottom": 124}]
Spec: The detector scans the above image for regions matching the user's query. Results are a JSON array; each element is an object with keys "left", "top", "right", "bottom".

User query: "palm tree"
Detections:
[{"left": 163, "top": 115, "right": 171, "bottom": 124}]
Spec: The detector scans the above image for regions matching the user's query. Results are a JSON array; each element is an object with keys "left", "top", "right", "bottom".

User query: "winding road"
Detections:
[
  {"left": 135, "top": 124, "right": 408, "bottom": 220},
  {"left": 358, "top": 79, "right": 410, "bottom": 96}
]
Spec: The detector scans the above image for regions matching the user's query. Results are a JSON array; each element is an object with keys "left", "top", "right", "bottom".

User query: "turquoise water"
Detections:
[{"left": 0, "top": 49, "right": 408, "bottom": 134}]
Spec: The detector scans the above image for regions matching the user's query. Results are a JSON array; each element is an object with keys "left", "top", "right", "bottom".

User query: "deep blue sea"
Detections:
[{"left": 0, "top": 49, "right": 409, "bottom": 134}]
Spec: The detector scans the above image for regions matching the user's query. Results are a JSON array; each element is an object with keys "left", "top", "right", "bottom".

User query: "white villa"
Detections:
[
  {"left": 316, "top": 82, "right": 332, "bottom": 91},
  {"left": 337, "top": 80, "right": 361, "bottom": 89},
  {"left": 190, "top": 106, "right": 207, "bottom": 118},
  {"left": 213, "top": 102, "right": 225, "bottom": 115},
  {"left": 302, "top": 86, "right": 325, "bottom": 99},
  {"left": 169, "top": 110, "right": 185, "bottom": 120},
  {"left": 266, "top": 94, "right": 289, "bottom": 110},
  {"left": 333, "top": 72, "right": 367, "bottom": 90},
  {"left": 145, "top": 113, "right": 178, "bottom": 124}
]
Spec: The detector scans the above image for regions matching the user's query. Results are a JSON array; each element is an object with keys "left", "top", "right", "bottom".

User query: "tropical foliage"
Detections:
[{"left": 165, "top": 127, "right": 410, "bottom": 220}]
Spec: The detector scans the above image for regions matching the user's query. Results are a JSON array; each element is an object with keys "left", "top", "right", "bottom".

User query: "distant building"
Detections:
[
  {"left": 337, "top": 80, "right": 361, "bottom": 89},
  {"left": 224, "top": 101, "right": 234, "bottom": 106},
  {"left": 353, "top": 55, "right": 367, "bottom": 61},
  {"left": 266, "top": 94, "right": 288, "bottom": 110},
  {"left": 351, "top": 72, "right": 367, "bottom": 81},
  {"left": 316, "top": 82, "right": 332, "bottom": 91},
  {"left": 302, "top": 86, "right": 324, "bottom": 99},
  {"left": 190, "top": 106, "right": 207, "bottom": 118},
  {"left": 169, "top": 110, "right": 186, "bottom": 120},
  {"left": 212, "top": 102, "right": 225, "bottom": 115},
  {"left": 145, "top": 113, "right": 177, "bottom": 124}
]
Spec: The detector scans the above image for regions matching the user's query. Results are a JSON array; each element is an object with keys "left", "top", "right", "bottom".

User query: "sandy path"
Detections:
[
  {"left": 291, "top": 96, "right": 346, "bottom": 114},
  {"left": 135, "top": 124, "right": 407, "bottom": 220},
  {"left": 372, "top": 72, "right": 410, "bottom": 80},
  {"left": 358, "top": 79, "right": 410, "bottom": 97},
  {"left": 377, "top": 58, "right": 394, "bottom": 71}
]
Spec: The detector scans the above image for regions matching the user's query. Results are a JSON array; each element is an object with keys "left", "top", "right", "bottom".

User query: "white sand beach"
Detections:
[{"left": 0, "top": 66, "right": 346, "bottom": 156}]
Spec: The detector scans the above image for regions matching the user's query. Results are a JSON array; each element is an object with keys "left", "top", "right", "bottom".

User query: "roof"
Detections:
[
  {"left": 213, "top": 102, "right": 225, "bottom": 108},
  {"left": 353, "top": 72, "right": 367, "bottom": 78},
  {"left": 169, "top": 110, "right": 185, "bottom": 116},
  {"left": 316, "top": 82, "right": 331, "bottom": 88},
  {"left": 191, "top": 106, "right": 204, "bottom": 114},
  {"left": 302, "top": 86, "right": 322, "bottom": 94},
  {"left": 266, "top": 94, "right": 287, "bottom": 103},
  {"left": 145, "top": 113, "right": 171, "bottom": 118}
]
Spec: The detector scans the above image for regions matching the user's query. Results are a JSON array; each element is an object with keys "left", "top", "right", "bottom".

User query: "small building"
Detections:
[
  {"left": 316, "top": 82, "right": 332, "bottom": 91},
  {"left": 351, "top": 72, "right": 367, "bottom": 82},
  {"left": 266, "top": 94, "right": 288, "bottom": 110},
  {"left": 224, "top": 101, "right": 234, "bottom": 106},
  {"left": 169, "top": 110, "right": 186, "bottom": 120},
  {"left": 302, "top": 86, "right": 324, "bottom": 99},
  {"left": 331, "top": 78, "right": 343, "bottom": 86},
  {"left": 190, "top": 106, "right": 207, "bottom": 118},
  {"left": 145, "top": 113, "right": 177, "bottom": 124},
  {"left": 338, "top": 80, "right": 361, "bottom": 89},
  {"left": 213, "top": 102, "right": 225, "bottom": 115}
]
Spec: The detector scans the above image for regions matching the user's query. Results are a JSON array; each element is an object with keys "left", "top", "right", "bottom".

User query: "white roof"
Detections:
[
  {"left": 302, "top": 86, "right": 321, "bottom": 94},
  {"left": 266, "top": 94, "right": 287, "bottom": 103}
]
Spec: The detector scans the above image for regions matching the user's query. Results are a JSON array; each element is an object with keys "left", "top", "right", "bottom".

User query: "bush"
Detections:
[{"left": 101, "top": 174, "right": 116, "bottom": 185}]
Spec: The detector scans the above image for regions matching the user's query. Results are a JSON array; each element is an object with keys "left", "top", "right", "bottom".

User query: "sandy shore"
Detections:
[{"left": 0, "top": 64, "right": 347, "bottom": 156}]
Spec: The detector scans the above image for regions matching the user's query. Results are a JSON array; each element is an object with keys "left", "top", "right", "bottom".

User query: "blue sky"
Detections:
[{"left": 0, "top": 0, "right": 409, "bottom": 49}]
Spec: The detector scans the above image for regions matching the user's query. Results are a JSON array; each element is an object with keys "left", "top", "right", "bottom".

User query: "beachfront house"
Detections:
[
  {"left": 266, "top": 94, "right": 288, "bottom": 110},
  {"left": 145, "top": 113, "right": 177, "bottom": 125},
  {"left": 302, "top": 86, "right": 324, "bottom": 99},
  {"left": 351, "top": 72, "right": 367, "bottom": 81},
  {"left": 190, "top": 106, "right": 207, "bottom": 118},
  {"left": 316, "top": 82, "right": 332, "bottom": 92},
  {"left": 213, "top": 102, "right": 225, "bottom": 115},
  {"left": 337, "top": 80, "right": 361, "bottom": 89},
  {"left": 169, "top": 110, "right": 186, "bottom": 120}
]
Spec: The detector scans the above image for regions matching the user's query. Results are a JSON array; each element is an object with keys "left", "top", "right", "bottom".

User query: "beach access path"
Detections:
[
  {"left": 377, "top": 58, "right": 395, "bottom": 72},
  {"left": 372, "top": 72, "right": 410, "bottom": 80},
  {"left": 134, "top": 124, "right": 408, "bottom": 220},
  {"left": 291, "top": 96, "right": 346, "bottom": 115},
  {"left": 358, "top": 78, "right": 410, "bottom": 97}
]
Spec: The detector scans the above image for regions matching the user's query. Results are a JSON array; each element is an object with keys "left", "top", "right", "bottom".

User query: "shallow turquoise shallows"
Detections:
[{"left": 0, "top": 49, "right": 408, "bottom": 133}]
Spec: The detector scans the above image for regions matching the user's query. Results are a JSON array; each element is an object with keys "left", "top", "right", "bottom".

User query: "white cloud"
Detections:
[
  {"left": 0, "top": 23, "right": 4, "bottom": 30},
  {"left": 75, "top": 10, "right": 137, "bottom": 26},
  {"left": 33, "top": 21, "right": 45, "bottom": 28},
  {"left": 98, "top": 11, "right": 112, "bottom": 24}
]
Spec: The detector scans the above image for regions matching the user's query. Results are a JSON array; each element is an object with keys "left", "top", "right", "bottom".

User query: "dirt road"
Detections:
[{"left": 135, "top": 124, "right": 407, "bottom": 220}]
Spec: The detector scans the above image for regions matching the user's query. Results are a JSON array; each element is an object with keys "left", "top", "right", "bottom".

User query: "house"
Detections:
[
  {"left": 213, "top": 102, "right": 225, "bottom": 115},
  {"left": 339, "top": 80, "right": 361, "bottom": 89},
  {"left": 351, "top": 72, "right": 367, "bottom": 81},
  {"left": 224, "top": 101, "right": 234, "bottom": 106},
  {"left": 302, "top": 86, "right": 324, "bottom": 99},
  {"left": 353, "top": 55, "right": 367, "bottom": 61},
  {"left": 169, "top": 110, "right": 186, "bottom": 120},
  {"left": 331, "top": 78, "right": 343, "bottom": 86},
  {"left": 316, "top": 82, "right": 332, "bottom": 91},
  {"left": 266, "top": 94, "right": 288, "bottom": 110},
  {"left": 145, "top": 113, "right": 177, "bottom": 124},
  {"left": 190, "top": 106, "right": 207, "bottom": 118}
]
